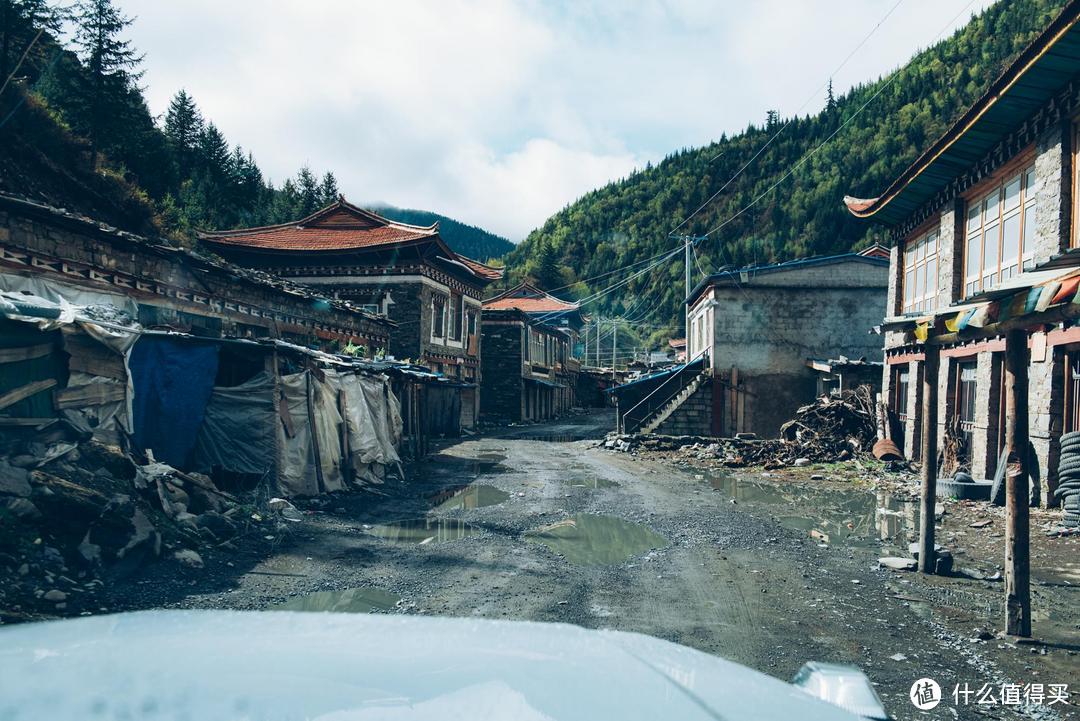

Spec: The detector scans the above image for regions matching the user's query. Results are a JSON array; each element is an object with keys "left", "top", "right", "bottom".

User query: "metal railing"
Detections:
[{"left": 619, "top": 361, "right": 706, "bottom": 434}]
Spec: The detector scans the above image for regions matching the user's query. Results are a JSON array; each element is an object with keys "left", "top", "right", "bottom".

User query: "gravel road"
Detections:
[{"left": 116, "top": 411, "right": 1075, "bottom": 721}]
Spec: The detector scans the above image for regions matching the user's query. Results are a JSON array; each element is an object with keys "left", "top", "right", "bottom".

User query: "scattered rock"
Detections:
[
  {"left": 793, "top": 458, "right": 811, "bottom": 467},
  {"left": 42, "top": 589, "right": 67, "bottom": 602},
  {"left": 878, "top": 556, "right": 916, "bottom": 571},
  {"left": 0, "top": 460, "right": 32, "bottom": 497},
  {"left": 172, "top": 549, "right": 204, "bottom": 569},
  {"left": 5, "top": 497, "right": 41, "bottom": 520}
]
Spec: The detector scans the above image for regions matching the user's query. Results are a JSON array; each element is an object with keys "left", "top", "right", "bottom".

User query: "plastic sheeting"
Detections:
[
  {"left": 129, "top": 337, "right": 219, "bottom": 468},
  {"left": 278, "top": 371, "right": 345, "bottom": 497},
  {"left": 191, "top": 372, "right": 276, "bottom": 476},
  {"left": 331, "top": 372, "right": 402, "bottom": 485}
]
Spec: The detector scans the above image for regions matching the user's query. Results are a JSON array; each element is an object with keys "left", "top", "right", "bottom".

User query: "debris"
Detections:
[
  {"left": 172, "top": 549, "right": 204, "bottom": 569},
  {"left": 42, "top": 589, "right": 67, "bottom": 602},
  {"left": 810, "top": 529, "right": 830, "bottom": 543},
  {"left": 969, "top": 519, "right": 992, "bottom": 529},
  {"left": 872, "top": 439, "right": 903, "bottom": 462},
  {"left": 793, "top": 458, "right": 811, "bottom": 467},
  {"left": 889, "top": 653, "right": 907, "bottom": 661},
  {"left": 878, "top": 557, "right": 916, "bottom": 571}
]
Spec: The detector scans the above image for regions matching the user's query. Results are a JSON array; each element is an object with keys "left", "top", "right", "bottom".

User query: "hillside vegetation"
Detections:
[
  {"left": 506, "top": 0, "right": 1066, "bottom": 345},
  {"left": 368, "top": 204, "right": 514, "bottom": 264}
]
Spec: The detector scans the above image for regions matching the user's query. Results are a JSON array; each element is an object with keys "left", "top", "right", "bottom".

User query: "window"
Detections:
[
  {"left": 450, "top": 293, "right": 463, "bottom": 341},
  {"left": 901, "top": 229, "right": 939, "bottom": 314},
  {"left": 954, "top": 361, "right": 977, "bottom": 468},
  {"left": 963, "top": 163, "right": 1037, "bottom": 297},
  {"left": 466, "top": 310, "right": 477, "bottom": 337},
  {"left": 432, "top": 295, "right": 446, "bottom": 338},
  {"left": 1064, "top": 350, "right": 1080, "bottom": 434},
  {"left": 893, "top": 366, "right": 909, "bottom": 421}
]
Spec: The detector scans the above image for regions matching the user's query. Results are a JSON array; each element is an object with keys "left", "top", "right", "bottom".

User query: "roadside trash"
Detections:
[
  {"left": 878, "top": 557, "right": 916, "bottom": 571},
  {"left": 268, "top": 498, "right": 303, "bottom": 522}
]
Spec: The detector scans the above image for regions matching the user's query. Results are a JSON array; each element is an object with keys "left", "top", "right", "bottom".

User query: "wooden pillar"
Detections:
[
  {"left": 1004, "top": 329, "right": 1031, "bottom": 637},
  {"left": 918, "top": 343, "right": 939, "bottom": 574}
]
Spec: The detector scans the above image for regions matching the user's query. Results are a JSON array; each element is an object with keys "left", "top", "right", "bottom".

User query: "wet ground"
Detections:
[{"left": 106, "top": 411, "right": 1077, "bottom": 720}]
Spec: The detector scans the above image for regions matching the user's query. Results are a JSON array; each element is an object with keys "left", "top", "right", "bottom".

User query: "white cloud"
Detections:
[{"left": 118, "top": 0, "right": 996, "bottom": 241}]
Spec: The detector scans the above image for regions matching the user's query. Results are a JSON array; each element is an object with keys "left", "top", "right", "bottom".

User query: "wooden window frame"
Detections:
[
  {"left": 449, "top": 293, "right": 463, "bottom": 342},
  {"left": 900, "top": 228, "right": 939, "bottom": 314},
  {"left": 1064, "top": 348, "right": 1080, "bottom": 434},
  {"left": 953, "top": 360, "right": 978, "bottom": 467},
  {"left": 962, "top": 153, "right": 1038, "bottom": 297},
  {"left": 893, "top": 366, "right": 910, "bottom": 422},
  {"left": 431, "top": 294, "right": 446, "bottom": 339},
  {"left": 1073, "top": 122, "right": 1080, "bottom": 249}
]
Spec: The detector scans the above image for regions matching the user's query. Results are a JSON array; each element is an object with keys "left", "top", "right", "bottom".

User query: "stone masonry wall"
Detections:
[
  {"left": 654, "top": 379, "right": 713, "bottom": 436},
  {"left": 480, "top": 322, "right": 524, "bottom": 423}
]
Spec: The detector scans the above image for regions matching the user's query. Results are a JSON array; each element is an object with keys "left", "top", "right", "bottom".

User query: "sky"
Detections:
[{"left": 117, "top": 0, "right": 995, "bottom": 241}]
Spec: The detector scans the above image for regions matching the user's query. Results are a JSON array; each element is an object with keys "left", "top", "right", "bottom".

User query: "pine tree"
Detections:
[
  {"left": 296, "top": 165, "right": 320, "bottom": 216},
  {"left": 196, "top": 122, "right": 229, "bottom": 180},
  {"left": 825, "top": 78, "right": 837, "bottom": 113},
  {"left": 318, "top": 171, "right": 339, "bottom": 205},
  {"left": 535, "top": 240, "right": 561, "bottom": 291},
  {"left": 765, "top": 109, "right": 779, "bottom": 130},
  {"left": 0, "top": 0, "right": 63, "bottom": 84},
  {"left": 164, "top": 89, "right": 203, "bottom": 179},
  {"left": 71, "top": 0, "right": 143, "bottom": 167}
]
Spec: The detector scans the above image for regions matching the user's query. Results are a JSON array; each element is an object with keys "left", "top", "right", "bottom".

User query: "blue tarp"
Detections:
[{"left": 129, "top": 337, "right": 219, "bottom": 468}]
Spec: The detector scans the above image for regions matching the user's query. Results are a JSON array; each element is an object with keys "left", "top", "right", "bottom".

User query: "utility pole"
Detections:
[
  {"left": 1004, "top": 329, "right": 1031, "bottom": 636},
  {"left": 917, "top": 343, "right": 939, "bottom": 574},
  {"left": 612, "top": 319, "right": 617, "bottom": 379},
  {"left": 674, "top": 235, "right": 708, "bottom": 359},
  {"left": 596, "top": 317, "right": 601, "bottom": 367},
  {"left": 584, "top": 321, "right": 589, "bottom": 364}
]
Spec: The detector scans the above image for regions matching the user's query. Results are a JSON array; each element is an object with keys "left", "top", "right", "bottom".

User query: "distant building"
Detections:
[
  {"left": 616, "top": 253, "right": 888, "bottom": 437},
  {"left": 668, "top": 338, "right": 686, "bottom": 363},
  {"left": 480, "top": 283, "right": 586, "bottom": 422},
  {"left": 845, "top": 0, "right": 1080, "bottom": 505},
  {"left": 200, "top": 198, "right": 502, "bottom": 429}
]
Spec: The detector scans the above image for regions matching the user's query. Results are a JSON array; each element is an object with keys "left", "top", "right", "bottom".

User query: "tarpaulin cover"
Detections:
[
  {"left": 278, "top": 371, "right": 318, "bottom": 497},
  {"left": 331, "top": 373, "right": 402, "bottom": 484},
  {"left": 129, "top": 337, "right": 219, "bottom": 468},
  {"left": 191, "top": 372, "right": 276, "bottom": 476}
]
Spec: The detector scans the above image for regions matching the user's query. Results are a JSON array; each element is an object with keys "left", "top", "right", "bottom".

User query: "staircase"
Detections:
[{"left": 640, "top": 371, "right": 709, "bottom": 434}]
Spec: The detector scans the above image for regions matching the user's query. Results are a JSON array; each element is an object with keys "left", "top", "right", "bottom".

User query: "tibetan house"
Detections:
[
  {"left": 200, "top": 198, "right": 503, "bottom": 430},
  {"left": 845, "top": 0, "right": 1080, "bottom": 525},
  {"left": 480, "top": 283, "right": 586, "bottom": 422}
]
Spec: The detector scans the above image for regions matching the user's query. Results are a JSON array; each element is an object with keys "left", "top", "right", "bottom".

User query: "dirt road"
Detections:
[{"left": 119, "top": 412, "right": 1076, "bottom": 721}]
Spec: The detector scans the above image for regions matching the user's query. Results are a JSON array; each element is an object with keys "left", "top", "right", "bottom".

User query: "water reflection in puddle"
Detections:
[
  {"left": 429, "top": 484, "right": 510, "bottom": 511},
  {"left": 366, "top": 518, "right": 479, "bottom": 544},
  {"left": 706, "top": 470, "right": 917, "bottom": 547},
  {"left": 526, "top": 514, "right": 669, "bottom": 565},
  {"left": 273, "top": 587, "right": 400, "bottom": 613}
]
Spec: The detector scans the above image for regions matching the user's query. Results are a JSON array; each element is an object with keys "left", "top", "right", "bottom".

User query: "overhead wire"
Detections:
[{"left": 668, "top": 0, "right": 905, "bottom": 236}]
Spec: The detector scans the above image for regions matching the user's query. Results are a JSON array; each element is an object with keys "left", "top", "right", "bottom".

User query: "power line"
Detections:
[
  {"left": 668, "top": 0, "right": 905, "bottom": 236},
  {"left": 702, "top": 0, "right": 979, "bottom": 241}
]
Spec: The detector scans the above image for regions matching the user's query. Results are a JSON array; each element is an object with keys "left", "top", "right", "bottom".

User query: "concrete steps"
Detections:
[{"left": 640, "top": 372, "right": 708, "bottom": 434}]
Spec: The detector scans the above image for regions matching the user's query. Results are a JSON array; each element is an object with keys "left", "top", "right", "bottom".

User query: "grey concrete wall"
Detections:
[{"left": 654, "top": 380, "right": 713, "bottom": 436}]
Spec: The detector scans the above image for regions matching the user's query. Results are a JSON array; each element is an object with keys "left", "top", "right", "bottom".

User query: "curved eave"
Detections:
[{"left": 847, "top": 0, "right": 1080, "bottom": 226}]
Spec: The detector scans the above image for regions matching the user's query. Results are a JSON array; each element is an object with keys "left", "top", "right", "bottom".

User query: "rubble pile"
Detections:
[
  {"left": 604, "top": 389, "right": 881, "bottom": 468},
  {"left": 0, "top": 426, "right": 296, "bottom": 622}
]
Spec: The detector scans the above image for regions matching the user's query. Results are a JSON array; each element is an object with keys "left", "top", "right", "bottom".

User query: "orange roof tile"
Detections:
[{"left": 483, "top": 282, "right": 578, "bottom": 312}]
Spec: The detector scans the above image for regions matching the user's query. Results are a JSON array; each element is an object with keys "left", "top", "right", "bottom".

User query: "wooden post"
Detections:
[
  {"left": 1004, "top": 329, "right": 1031, "bottom": 637},
  {"left": 917, "top": 343, "right": 939, "bottom": 574}
]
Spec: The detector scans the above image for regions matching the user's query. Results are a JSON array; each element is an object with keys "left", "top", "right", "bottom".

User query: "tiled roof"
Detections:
[
  {"left": 199, "top": 200, "right": 437, "bottom": 251},
  {"left": 483, "top": 282, "right": 578, "bottom": 312},
  {"left": 199, "top": 197, "right": 503, "bottom": 283}
]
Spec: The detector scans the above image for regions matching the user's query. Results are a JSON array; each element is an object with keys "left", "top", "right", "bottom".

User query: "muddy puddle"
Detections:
[
  {"left": 273, "top": 587, "right": 400, "bottom": 613},
  {"left": 365, "top": 518, "right": 479, "bottom": 544},
  {"left": 526, "top": 514, "right": 669, "bottom": 565},
  {"left": 705, "top": 470, "right": 917, "bottom": 548},
  {"left": 429, "top": 484, "right": 510, "bottom": 511}
]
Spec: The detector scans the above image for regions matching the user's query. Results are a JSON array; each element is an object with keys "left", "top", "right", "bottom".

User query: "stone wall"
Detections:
[
  {"left": 0, "top": 203, "right": 391, "bottom": 351},
  {"left": 479, "top": 321, "right": 524, "bottom": 422},
  {"left": 654, "top": 379, "right": 713, "bottom": 436}
]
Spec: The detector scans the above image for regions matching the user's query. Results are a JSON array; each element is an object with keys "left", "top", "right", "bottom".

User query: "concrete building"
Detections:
[
  {"left": 844, "top": 0, "right": 1080, "bottom": 509},
  {"left": 615, "top": 252, "right": 888, "bottom": 437},
  {"left": 200, "top": 198, "right": 502, "bottom": 429},
  {"left": 479, "top": 283, "right": 585, "bottom": 423}
]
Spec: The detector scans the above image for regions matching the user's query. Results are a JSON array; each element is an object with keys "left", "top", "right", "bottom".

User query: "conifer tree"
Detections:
[
  {"left": 296, "top": 165, "right": 320, "bottom": 215},
  {"left": 825, "top": 78, "right": 837, "bottom": 113},
  {"left": 318, "top": 171, "right": 339, "bottom": 205},
  {"left": 71, "top": 0, "right": 142, "bottom": 167},
  {"left": 164, "top": 89, "right": 203, "bottom": 179}
]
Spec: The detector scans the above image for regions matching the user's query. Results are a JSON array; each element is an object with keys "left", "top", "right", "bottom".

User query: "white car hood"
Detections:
[{"left": 0, "top": 610, "right": 861, "bottom": 721}]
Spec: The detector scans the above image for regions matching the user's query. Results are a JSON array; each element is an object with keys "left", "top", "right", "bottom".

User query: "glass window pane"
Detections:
[
  {"left": 1024, "top": 166, "right": 1038, "bottom": 194},
  {"left": 967, "top": 235, "right": 981, "bottom": 276},
  {"left": 1003, "top": 176, "right": 1021, "bottom": 211},
  {"left": 1023, "top": 209, "right": 1034, "bottom": 255},
  {"left": 905, "top": 271, "right": 914, "bottom": 303},
  {"left": 927, "top": 231, "right": 938, "bottom": 255},
  {"left": 1001, "top": 213, "right": 1020, "bottom": 263},
  {"left": 982, "top": 227, "right": 999, "bottom": 271},
  {"left": 967, "top": 203, "right": 981, "bottom": 231},
  {"left": 916, "top": 237, "right": 925, "bottom": 260},
  {"left": 983, "top": 192, "right": 999, "bottom": 224}
]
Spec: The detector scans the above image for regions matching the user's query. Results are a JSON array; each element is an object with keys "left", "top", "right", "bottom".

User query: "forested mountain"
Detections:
[
  {"left": 367, "top": 204, "right": 513, "bottom": 264},
  {"left": 507, "top": 0, "right": 1067, "bottom": 345},
  {"left": 0, "top": 0, "right": 509, "bottom": 253}
]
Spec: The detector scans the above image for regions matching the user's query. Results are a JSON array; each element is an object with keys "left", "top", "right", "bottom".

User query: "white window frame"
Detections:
[
  {"left": 963, "top": 162, "right": 1037, "bottom": 298},
  {"left": 901, "top": 228, "right": 939, "bottom": 314}
]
